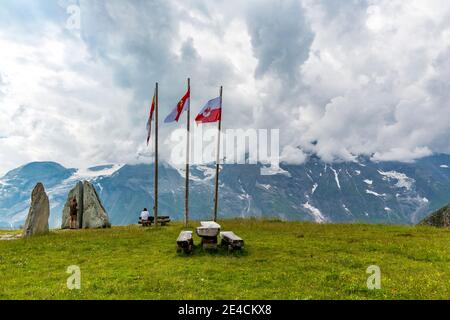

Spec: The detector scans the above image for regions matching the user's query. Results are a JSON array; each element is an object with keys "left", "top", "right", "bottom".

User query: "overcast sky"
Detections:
[{"left": 1, "top": 0, "right": 450, "bottom": 175}]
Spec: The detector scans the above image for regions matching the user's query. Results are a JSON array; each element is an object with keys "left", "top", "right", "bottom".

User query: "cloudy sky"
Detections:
[{"left": 0, "top": 0, "right": 449, "bottom": 175}]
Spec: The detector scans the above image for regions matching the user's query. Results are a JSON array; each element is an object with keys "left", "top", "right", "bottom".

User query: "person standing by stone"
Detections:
[{"left": 69, "top": 197, "right": 78, "bottom": 229}]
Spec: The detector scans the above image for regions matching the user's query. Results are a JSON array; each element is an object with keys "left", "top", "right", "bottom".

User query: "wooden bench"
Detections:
[
  {"left": 154, "top": 216, "right": 171, "bottom": 226},
  {"left": 138, "top": 217, "right": 151, "bottom": 227},
  {"left": 139, "top": 216, "right": 171, "bottom": 226},
  {"left": 220, "top": 231, "right": 244, "bottom": 252},
  {"left": 176, "top": 231, "right": 194, "bottom": 254}
]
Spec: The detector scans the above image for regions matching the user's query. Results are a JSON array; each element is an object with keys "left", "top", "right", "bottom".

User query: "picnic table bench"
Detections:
[
  {"left": 220, "top": 231, "right": 244, "bottom": 252},
  {"left": 197, "top": 221, "right": 221, "bottom": 250},
  {"left": 138, "top": 216, "right": 171, "bottom": 226},
  {"left": 176, "top": 231, "right": 194, "bottom": 254}
]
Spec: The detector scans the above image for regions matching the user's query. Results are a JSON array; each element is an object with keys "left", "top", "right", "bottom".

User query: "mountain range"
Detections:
[{"left": 1, "top": 154, "right": 449, "bottom": 229}]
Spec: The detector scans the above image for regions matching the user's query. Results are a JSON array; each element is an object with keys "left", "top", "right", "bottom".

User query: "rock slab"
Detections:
[
  {"left": 418, "top": 204, "right": 450, "bottom": 227},
  {"left": 61, "top": 180, "right": 110, "bottom": 229},
  {"left": 82, "top": 181, "right": 110, "bottom": 229},
  {"left": 23, "top": 183, "right": 50, "bottom": 237}
]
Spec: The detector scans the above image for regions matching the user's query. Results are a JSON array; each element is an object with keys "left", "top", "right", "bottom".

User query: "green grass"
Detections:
[{"left": 1, "top": 219, "right": 450, "bottom": 300}]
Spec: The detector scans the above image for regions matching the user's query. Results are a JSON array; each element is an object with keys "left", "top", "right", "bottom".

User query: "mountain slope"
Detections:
[{"left": 1, "top": 154, "right": 449, "bottom": 228}]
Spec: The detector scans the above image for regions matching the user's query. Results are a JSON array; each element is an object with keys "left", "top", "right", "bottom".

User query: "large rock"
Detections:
[
  {"left": 82, "top": 181, "right": 110, "bottom": 229},
  {"left": 23, "top": 183, "right": 50, "bottom": 237},
  {"left": 418, "top": 204, "right": 450, "bottom": 227},
  {"left": 61, "top": 181, "right": 110, "bottom": 229},
  {"left": 61, "top": 181, "right": 83, "bottom": 229}
]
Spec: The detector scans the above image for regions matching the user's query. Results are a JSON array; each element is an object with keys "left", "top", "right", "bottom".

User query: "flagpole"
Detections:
[
  {"left": 154, "top": 82, "right": 159, "bottom": 227},
  {"left": 184, "top": 78, "right": 190, "bottom": 227},
  {"left": 213, "top": 86, "right": 223, "bottom": 222}
]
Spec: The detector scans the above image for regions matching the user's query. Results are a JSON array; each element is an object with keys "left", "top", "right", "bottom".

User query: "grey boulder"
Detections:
[
  {"left": 61, "top": 180, "right": 110, "bottom": 229},
  {"left": 82, "top": 181, "right": 110, "bottom": 229},
  {"left": 419, "top": 204, "right": 450, "bottom": 227},
  {"left": 23, "top": 183, "right": 50, "bottom": 237}
]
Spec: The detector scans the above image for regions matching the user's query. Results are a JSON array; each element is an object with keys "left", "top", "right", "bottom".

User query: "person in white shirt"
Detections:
[{"left": 140, "top": 208, "right": 150, "bottom": 222}]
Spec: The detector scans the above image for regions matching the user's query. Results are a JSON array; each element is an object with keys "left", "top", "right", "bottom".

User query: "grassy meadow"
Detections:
[{"left": 1, "top": 219, "right": 450, "bottom": 300}]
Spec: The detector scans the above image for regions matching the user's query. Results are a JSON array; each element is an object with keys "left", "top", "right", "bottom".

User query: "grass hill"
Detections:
[{"left": 1, "top": 219, "right": 450, "bottom": 300}]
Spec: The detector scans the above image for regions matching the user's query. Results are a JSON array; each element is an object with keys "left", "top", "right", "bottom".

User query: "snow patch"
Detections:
[
  {"left": 195, "top": 165, "right": 216, "bottom": 181},
  {"left": 366, "top": 189, "right": 386, "bottom": 197},
  {"left": 342, "top": 204, "right": 351, "bottom": 215},
  {"left": 74, "top": 164, "right": 124, "bottom": 180},
  {"left": 331, "top": 167, "right": 341, "bottom": 189},
  {"left": 256, "top": 183, "right": 271, "bottom": 190},
  {"left": 378, "top": 170, "right": 414, "bottom": 190},
  {"left": 260, "top": 165, "right": 291, "bottom": 177},
  {"left": 178, "top": 165, "right": 219, "bottom": 182},
  {"left": 311, "top": 183, "right": 318, "bottom": 194},
  {"left": 355, "top": 170, "right": 361, "bottom": 175},
  {"left": 303, "top": 202, "right": 326, "bottom": 223},
  {"left": 440, "top": 165, "right": 449, "bottom": 168},
  {"left": 364, "top": 179, "right": 373, "bottom": 185}
]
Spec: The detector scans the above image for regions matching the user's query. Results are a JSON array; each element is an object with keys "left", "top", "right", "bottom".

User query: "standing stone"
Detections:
[
  {"left": 82, "top": 181, "right": 111, "bottom": 229},
  {"left": 61, "top": 181, "right": 83, "bottom": 229},
  {"left": 418, "top": 204, "right": 450, "bottom": 227},
  {"left": 23, "top": 183, "right": 50, "bottom": 237}
]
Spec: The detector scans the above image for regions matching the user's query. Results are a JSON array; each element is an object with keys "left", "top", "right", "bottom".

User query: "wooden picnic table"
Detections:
[{"left": 196, "top": 221, "right": 221, "bottom": 250}]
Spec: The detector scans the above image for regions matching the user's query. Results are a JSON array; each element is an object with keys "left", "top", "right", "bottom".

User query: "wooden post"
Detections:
[
  {"left": 154, "top": 82, "right": 159, "bottom": 227},
  {"left": 213, "top": 86, "right": 223, "bottom": 222},
  {"left": 184, "top": 78, "right": 190, "bottom": 227}
]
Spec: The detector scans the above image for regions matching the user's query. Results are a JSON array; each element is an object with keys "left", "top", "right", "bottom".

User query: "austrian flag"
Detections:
[
  {"left": 195, "top": 97, "right": 221, "bottom": 124},
  {"left": 146, "top": 93, "right": 156, "bottom": 145}
]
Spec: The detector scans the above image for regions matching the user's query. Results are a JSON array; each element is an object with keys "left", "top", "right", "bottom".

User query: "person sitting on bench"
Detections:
[{"left": 140, "top": 208, "right": 150, "bottom": 225}]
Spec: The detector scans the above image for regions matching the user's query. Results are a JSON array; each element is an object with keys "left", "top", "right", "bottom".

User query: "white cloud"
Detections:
[
  {"left": 1, "top": 0, "right": 450, "bottom": 175},
  {"left": 280, "top": 145, "right": 307, "bottom": 165}
]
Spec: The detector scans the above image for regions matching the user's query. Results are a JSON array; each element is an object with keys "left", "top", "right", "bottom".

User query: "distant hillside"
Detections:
[{"left": 1, "top": 154, "right": 450, "bottom": 228}]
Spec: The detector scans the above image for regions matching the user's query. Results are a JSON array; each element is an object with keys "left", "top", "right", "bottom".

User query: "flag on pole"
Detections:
[
  {"left": 164, "top": 89, "right": 190, "bottom": 123},
  {"left": 146, "top": 93, "right": 156, "bottom": 145},
  {"left": 195, "top": 97, "right": 221, "bottom": 124}
]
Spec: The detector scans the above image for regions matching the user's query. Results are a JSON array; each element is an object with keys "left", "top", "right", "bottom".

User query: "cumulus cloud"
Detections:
[
  {"left": 281, "top": 145, "right": 308, "bottom": 165},
  {"left": 0, "top": 0, "right": 450, "bottom": 175},
  {"left": 296, "top": 0, "right": 450, "bottom": 163}
]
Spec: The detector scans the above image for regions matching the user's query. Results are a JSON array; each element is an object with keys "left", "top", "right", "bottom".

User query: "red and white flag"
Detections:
[
  {"left": 164, "top": 89, "right": 190, "bottom": 123},
  {"left": 195, "top": 97, "right": 221, "bottom": 124},
  {"left": 146, "top": 93, "right": 156, "bottom": 145}
]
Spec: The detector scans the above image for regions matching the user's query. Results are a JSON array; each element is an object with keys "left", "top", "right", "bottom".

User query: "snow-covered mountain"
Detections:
[{"left": 1, "top": 154, "right": 449, "bottom": 229}]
